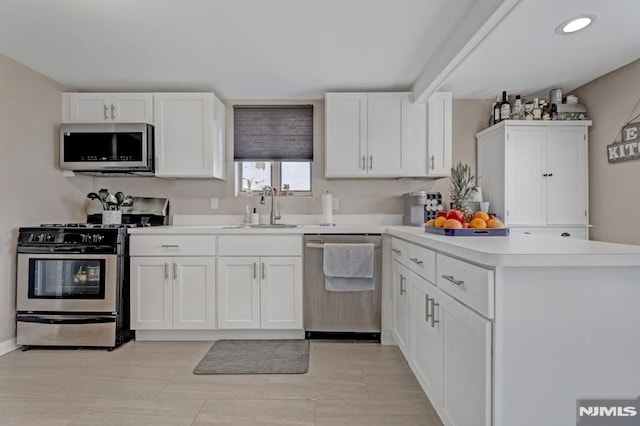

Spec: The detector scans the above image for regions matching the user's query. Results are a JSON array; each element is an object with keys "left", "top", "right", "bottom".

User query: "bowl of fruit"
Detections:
[{"left": 424, "top": 209, "right": 508, "bottom": 236}]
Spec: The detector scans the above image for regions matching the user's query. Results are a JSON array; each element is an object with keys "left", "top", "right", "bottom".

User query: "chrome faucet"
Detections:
[{"left": 260, "top": 186, "right": 281, "bottom": 225}]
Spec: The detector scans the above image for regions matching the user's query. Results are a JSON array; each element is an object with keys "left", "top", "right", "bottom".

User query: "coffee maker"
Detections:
[{"left": 402, "top": 191, "right": 443, "bottom": 226}]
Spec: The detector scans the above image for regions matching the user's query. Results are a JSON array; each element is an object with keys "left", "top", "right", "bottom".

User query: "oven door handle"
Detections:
[{"left": 16, "top": 315, "right": 116, "bottom": 325}]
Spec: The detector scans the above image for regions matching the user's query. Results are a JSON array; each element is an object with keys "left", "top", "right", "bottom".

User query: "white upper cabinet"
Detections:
[
  {"left": 153, "top": 93, "right": 226, "bottom": 179},
  {"left": 63, "top": 93, "right": 153, "bottom": 123},
  {"left": 477, "top": 121, "right": 590, "bottom": 228},
  {"left": 325, "top": 92, "right": 409, "bottom": 177},
  {"left": 407, "top": 92, "right": 453, "bottom": 177}
]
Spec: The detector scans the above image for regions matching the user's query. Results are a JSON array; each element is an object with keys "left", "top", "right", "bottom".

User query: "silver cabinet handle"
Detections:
[
  {"left": 430, "top": 155, "right": 435, "bottom": 170},
  {"left": 391, "top": 248, "right": 402, "bottom": 255},
  {"left": 261, "top": 262, "right": 265, "bottom": 279},
  {"left": 442, "top": 274, "right": 464, "bottom": 286},
  {"left": 164, "top": 262, "right": 169, "bottom": 280},
  {"left": 431, "top": 301, "right": 440, "bottom": 327},
  {"left": 253, "top": 262, "right": 257, "bottom": 279},
  {"left": 369, "top": 155, "right": 373, "bottom": 170},
  {"left": 161, "top": 244, "right": 179, "bottom": 248},
  {"left": 400, "top": 274, "right": 406, "bottom": 295},
  {"left": 104, "top": 105, "right": 109, "bottom": 120},
  {"left": 409, "top": 257, "right": 424, "bottom": 265},
  {"left": 173, "top": 263, "right": 177, "bottom": 280},
  {"left": 362, "top": 156, "right": 366, "bottom": 170},
  {"left": 111, "top": 104, "right": 116, "bottom": 119},
  {"left": 425, "top": 294, "right": 431, "bottom": 322}
]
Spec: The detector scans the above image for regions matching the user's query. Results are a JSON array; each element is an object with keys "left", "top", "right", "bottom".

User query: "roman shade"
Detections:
[{"left": 233, "top": 105, "right": 313, "bottom": 161}]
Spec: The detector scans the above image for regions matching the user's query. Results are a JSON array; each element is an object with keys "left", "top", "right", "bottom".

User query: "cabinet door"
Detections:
[
  {"left": 426, "top": 92, "right": 452, "bottom": 176},
  {"left": 111, "top": 93, "right": 153, "bottom": 123},
  {"left": 67, "top": 93, "right": 111, "bottom": 122},
  {"left": 367, "top": 93, "right": 408, "bottom": 176},
  {"left": 325, "top": 93, "right": 368, "bottom": 177},
  {"left": 505, "top": 126, "right": 546, "bottom": 225},
  {"left": 130, "top": 257, "right": 172, "bottom": 329},
  {"left": 410, "top": 272, "right": 443, "bottom": 408},
  {"left": 172, "top": 257, "right": 216, "bottom": 329},
  {"left": 260, "top": 257, "right": 303, "bottom": 329},
  {"left": 391, "top": 259, "right": 410, "bottom": 357},
  {"left": 546, "top": 126, "right": 588, "bottom": 225},
  {"left": 439, "top": 291, "right": 492, "bottom": 426},
  {"left": 217, "top": 257, "right": 260, "bottom": 329},
  {"left": 154, "top": 93, "right": 215, "bottom": 178}
]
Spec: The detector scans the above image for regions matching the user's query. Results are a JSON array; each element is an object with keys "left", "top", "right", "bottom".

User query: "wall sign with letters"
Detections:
[{"left": 608, "top": 121, "right": 640, "bottom": 163}]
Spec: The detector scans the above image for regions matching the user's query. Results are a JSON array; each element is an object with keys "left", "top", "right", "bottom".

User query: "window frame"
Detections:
[{"left": 237, "top": 161, "right": 313, "bottom": 196}]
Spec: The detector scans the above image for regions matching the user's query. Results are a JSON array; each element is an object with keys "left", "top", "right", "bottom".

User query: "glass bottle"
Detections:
[{"left": 500, "top": 91, "right": 511, "bottom": 121}]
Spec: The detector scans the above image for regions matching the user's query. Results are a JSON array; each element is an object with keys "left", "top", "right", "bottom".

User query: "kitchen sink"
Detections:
[{"left": 225, "top": 224, "right": 303, "bottom": 229}]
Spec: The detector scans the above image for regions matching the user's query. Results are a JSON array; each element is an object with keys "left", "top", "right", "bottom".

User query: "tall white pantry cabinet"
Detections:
[{"left": 477, "top": 121, "right": 592, "bottom": 239}]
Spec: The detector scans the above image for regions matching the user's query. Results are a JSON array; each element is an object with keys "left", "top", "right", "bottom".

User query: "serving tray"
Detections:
[{"left": 424, "top": 226, "right": 510, "bottom": 236}]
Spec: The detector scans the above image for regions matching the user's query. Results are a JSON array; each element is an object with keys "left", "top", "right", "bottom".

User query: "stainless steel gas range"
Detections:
[{"left": 15, "top": 197, "right": 168, "bottom": 350}]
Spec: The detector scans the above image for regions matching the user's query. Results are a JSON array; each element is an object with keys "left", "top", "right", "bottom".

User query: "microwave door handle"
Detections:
[{"left": 104, "top": 105, "right": 109, "bottom": 120}]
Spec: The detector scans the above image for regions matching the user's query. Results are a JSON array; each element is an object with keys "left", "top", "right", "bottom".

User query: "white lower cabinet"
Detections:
[
  {"left": 130, "top": 256, "right": 215, "bottom": 329},
  {"left": 129, "top": 235, "right": 216, "bottom": 330},
  {"left": 391, "top": 259, "right": 410, "bottom": 357},
  {"left": 217, "top": 256, "right": 302, "bottom": 329}
]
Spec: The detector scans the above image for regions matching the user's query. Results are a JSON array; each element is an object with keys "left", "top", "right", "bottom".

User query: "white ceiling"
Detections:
[{"left": 0, "top": 0, "right": 638, "bottom": 100}]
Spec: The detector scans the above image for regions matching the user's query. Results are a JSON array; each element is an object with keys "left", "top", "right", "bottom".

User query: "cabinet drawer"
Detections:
[
  {"left": 436, "top": 254, "right": 494, "bottom": 319},
  {"left": 509, "top": 226, "right": 587, "bottom": 240},
  {"left": 130, "top": 235, "right": 216, "bottom": 256},
  {"left": 391, "top": 238, "right": 408, "bottom": 263},
  {"left": 407, "top": 243, "right": 436, "bottom": 283},
  {"left": 218, "top": 236, "right": 302, "bottom": 256}
]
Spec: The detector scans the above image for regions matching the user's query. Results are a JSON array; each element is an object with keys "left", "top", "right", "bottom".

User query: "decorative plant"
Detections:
[
  {"left": 449, "top": 162, "right": 477, "bottom": 222},
  {"left": 243, "top": 177, "right": 264, "bottom": 190}
]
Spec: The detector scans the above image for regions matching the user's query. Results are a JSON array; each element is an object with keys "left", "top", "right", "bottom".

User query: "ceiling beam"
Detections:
[{"left": 412, "top": 0, "right": 525, "bottom": 102}]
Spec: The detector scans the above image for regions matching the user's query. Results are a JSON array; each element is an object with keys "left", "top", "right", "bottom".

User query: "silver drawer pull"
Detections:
[
  {"left": 400, "top": 274, "right": 406, "bottom": 295},
  {"left": 409, "top": 257, "right": 424, "bottom": 265},
  {"left": 173, "top": 262, "right": 177, "bottom": 280},
  {"left": 161, "top": 244, "right": 179, "bottom": 248},
  {"left": 164, "top": 262, "right": 169, "bottom": 280},
  {"left": 253, "top": 262, "right": 257, "bottom": 279},
  {"left": 425, "top": 294, "right": 432, "bottom": 323},
  {"left": 391, "top": 248, "right": 402, "bottom": 255},
  {"left": 431, "top": 302, "right": 440, "bottom": 327},
  {"left": 442, "top": 274, "right": 464, "bottom": 286}
]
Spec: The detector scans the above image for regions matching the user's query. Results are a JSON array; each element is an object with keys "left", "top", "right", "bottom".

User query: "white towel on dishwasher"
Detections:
[{"left": 323, "top": 243, "right": 374, "bottom": 292}]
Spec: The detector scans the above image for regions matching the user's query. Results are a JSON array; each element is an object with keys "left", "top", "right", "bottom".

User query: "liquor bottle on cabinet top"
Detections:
[
  {"left": 500, "top": 91, "right": 511, "bottom": 121},
  {"left": 493, "top": 95, "right": 501, "bottom": 125},
  {"left": 511, "top": 95, "right": 523, "bottom": 120}
]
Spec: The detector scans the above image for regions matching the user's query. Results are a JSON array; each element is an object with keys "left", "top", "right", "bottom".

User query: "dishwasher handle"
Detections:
[{"left": 305, "top": 242, "right": 380, "bottom": 249}]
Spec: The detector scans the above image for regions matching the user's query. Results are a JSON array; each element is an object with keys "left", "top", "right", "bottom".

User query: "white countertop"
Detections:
[{"left": 128, "top": 223, "right": 640, "bottom": 268}]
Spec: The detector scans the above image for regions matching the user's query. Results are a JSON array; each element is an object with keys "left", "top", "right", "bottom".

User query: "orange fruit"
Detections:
[
  {"left": 472, "top": 211, "right": 490, "bottom": 222},
  {"left": 434, "top": 216, "right": 447, "bottom": 228},
  {"left": 444, "top": 218, "right": 463, "bottom": 229},
  {"left": 425, "top": 219, "right": 436, "bottom": 227},
  {"left": 469, "top": 218, "right": 487, "bottom": 229},
  {"left": 486, "top": 218, "right": 505, "bottom": 229}
]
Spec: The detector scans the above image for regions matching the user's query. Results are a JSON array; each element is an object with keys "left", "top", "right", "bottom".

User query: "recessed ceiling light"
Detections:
[{"left": 556, "top": 14, "right": 598, "bottom": 34}]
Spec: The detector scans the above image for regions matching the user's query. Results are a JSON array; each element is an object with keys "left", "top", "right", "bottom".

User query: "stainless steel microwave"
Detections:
[{"left": 60, "top": 123, "right": 154, "bottom": 176}]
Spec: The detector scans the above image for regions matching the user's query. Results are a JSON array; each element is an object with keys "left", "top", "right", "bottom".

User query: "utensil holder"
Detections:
[{"left": 102, "top": 210, "right": 122, "bottom": 225}]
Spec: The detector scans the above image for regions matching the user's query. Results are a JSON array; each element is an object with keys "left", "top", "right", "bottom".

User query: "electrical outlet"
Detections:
[
  {"left": 210, "top": 198, "right": 218, "bottom": 210},
  {"left": 332, "top": 198, "right": 339, "bottom": 210}
]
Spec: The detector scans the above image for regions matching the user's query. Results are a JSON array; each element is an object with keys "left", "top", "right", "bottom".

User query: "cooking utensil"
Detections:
[
  {"left": 119, "top": 197, "right": 134, "bottom": 208},
  {"left": 115, "top": 192, "right": 124, "bottom": 205},
  {"left": 87, "top": 192, "right": 108, "bottom": 210},
  {"left": 98, "top": 189, "right": 109, "bottom": 202},
  {"left": 105, "top": 193, "right": 118, "bottom": 210}
]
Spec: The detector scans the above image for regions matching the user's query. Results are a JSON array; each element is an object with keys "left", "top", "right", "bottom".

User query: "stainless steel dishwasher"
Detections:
[{"left": 303, "top": 234, "right": 382, "bottom": 338}]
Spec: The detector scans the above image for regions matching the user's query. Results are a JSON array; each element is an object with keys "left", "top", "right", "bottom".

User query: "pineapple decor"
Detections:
[{"left": 449, "top": 162, "right": 477, "bottom": 222}]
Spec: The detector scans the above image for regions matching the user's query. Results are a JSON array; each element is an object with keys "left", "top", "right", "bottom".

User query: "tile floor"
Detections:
[{"left": 0, "top": 340, "right": 443, "bottom": 425}]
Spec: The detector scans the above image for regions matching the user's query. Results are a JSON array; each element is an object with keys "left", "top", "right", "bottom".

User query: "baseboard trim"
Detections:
[
  {"left": 134, "top": 329, "right": 305, "bottom": 341},
  {"left": 0, "top": 338, "right": 19, "bottom": 356}
]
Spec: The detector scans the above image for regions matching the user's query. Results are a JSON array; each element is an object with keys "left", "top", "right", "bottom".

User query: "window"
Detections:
[{"left": 234, "top": 105, "right": 313, "bottom": 195}]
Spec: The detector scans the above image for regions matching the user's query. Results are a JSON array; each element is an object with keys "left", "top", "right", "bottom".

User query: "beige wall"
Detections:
[
  {"left": 97, "top": 98, "right": 490, "bottom": 218},
  {"left": 0, "top": 54, "right": 93, "bottom": 345},
  {"left": 574, "top": 59, "right": 640, "bottom": 244}
]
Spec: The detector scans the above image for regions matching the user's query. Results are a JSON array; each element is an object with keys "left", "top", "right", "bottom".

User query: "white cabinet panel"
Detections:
[
  {"left": 172, "top": 257, "right": 216, "bottom": 329},
  {"left": 325, "top": 93, "right": 367, "bottom": 177},
  {"left": 260, "top": 257, "right": 303, "bottom": 329},
  {"left": 392, "top": 259, "right": 410, "bottom": 357},
  {"left": 440, "top": 290, "right": 492, "bottom": 426},
  {"left": 217, "top": 257, "right": 261, "bottom": 329},
  {"left": 153, "top": 92, "right": 225, "bottom": 179},
  {"left": 367, "top": 93, "right": 408, "bottom": 176},
  {"left": 130, "top": 257, "right": 172, "bottom": 329},
  {"left": 63, "top": 93, "right": 152, "bottom": 123},
  {"left": 426, "top": 92, "right": 452, "bottom": 176}
]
